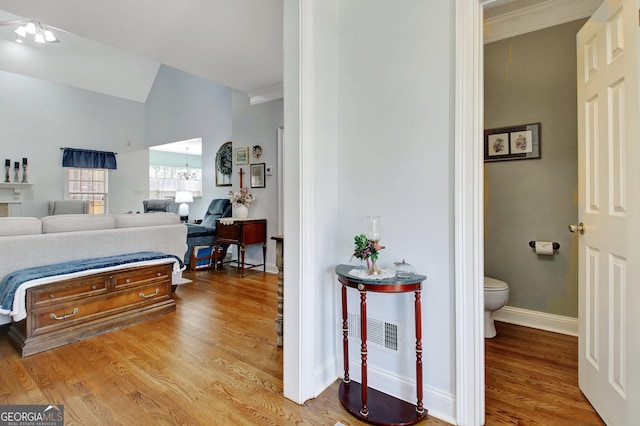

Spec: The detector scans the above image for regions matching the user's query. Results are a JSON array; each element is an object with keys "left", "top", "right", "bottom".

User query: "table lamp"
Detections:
[{"left": 175, "top": 191, "right": 193, "bottom": 222}]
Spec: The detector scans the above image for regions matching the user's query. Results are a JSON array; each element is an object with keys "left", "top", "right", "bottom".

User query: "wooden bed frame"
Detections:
[{"left": 8, "top": 261, "right": 176, "bottom": 357}]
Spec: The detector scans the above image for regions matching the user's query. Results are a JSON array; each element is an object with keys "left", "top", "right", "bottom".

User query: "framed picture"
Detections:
[
  {"left": 250, "top": 163, "right": 266, "bottom": 188},
  {"left": 215, "top": 141, "right": 232, "bottom": 187},
  {"left": 234, "top": 146, "right": 249, "bottom": 165},
  {"left": 484, "top": 122, "right": 541, "bottom": 162}
]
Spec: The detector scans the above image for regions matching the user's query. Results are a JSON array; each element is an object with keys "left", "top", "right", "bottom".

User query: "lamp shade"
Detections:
[{"left": 175, "top": 191, "right": 193, "bottom": 203}]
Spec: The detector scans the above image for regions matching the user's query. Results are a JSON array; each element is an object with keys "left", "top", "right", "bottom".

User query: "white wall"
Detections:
[
  {"left": 284, "top": 0, "right": 456, "bottom": 422},
  {"left": 0, "top": 69, "right": 146, "bottom": 216},
  {"left": 231, "top": 91, "right": 283, "bottom": 270}
]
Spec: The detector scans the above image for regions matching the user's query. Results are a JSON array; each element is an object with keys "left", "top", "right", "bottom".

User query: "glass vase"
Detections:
[
  {"left": 366, "top": 258, "right": 381, "bottom": 276},
  {"left": 365, "top": 216, "right": 384, "bottom": 275}
]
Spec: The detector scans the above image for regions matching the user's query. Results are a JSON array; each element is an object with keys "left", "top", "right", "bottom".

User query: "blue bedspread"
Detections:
[{"left": 0, "top": 251, "right": 182, "bottom": 312}]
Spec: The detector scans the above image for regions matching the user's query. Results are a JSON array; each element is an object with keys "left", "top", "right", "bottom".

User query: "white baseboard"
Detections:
[{"left": 492, "top": 306, "right": 578, "bottom": 337}]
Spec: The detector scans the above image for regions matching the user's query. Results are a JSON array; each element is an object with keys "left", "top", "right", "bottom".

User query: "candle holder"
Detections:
[
  {"left": 4, "top": 166, "right": 9, "bottom": 183},
  {"left": 13, "top": 166, "right": 19, "bottom": 183},
  {"left": 21, "top": 164, "right": 28, "bottom": 183}
]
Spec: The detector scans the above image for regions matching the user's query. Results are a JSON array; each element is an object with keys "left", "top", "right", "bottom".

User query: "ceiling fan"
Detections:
[{"left": 0, "top": 19, "right": 60, "bottom": 43}]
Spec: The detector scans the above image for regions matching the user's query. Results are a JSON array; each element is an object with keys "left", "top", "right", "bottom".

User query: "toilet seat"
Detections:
[{"left": 484, "top": 276, "right": 509, "bottom": 291}]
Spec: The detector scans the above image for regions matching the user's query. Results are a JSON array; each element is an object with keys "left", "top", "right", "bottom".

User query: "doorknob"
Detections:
[{"left": 568, "top": 223, "right": 585, "bottom": 235}]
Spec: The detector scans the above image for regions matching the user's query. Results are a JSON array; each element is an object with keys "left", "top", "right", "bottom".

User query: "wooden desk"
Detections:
[
  {"left": 335, "top": 264, "right": 428, "bottom": 425},
  {"left": 214, "top": 218, "right": 266, "bottom": 277}
]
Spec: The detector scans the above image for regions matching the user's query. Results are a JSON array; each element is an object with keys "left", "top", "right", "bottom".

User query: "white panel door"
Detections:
[{"left": 576, "top": 0, "right": 640, "bottom": 424}]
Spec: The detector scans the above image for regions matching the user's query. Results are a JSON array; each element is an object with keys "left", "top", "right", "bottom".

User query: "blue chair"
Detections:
[{"left": 184, "top": 199, "right": 232, "bottom": 265}]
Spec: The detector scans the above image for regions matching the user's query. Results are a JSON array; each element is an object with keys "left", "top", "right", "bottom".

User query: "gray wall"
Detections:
[
  {"left": 231, "top": 91, "right": 283, "bottom": 269},
  {"left": 484, "top": 19, "right": 585, "bottom": 317},
  {"left": 0, "top": 69, "right": 146, "bottom": 216},
  {"left": 0, "top": 64, "right": 283, "bottom": 238},
  {"left": 145, "top": 65, "right": 233, "bottom": 218}
]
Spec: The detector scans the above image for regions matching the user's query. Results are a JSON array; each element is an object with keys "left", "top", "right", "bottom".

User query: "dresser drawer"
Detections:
[
  {"left": 30, "top": 282, "right": 171, "bottom": 335},
  {"left": 216, "top": 222, "right": 240, "bottom": 241},
  {"left": 31, "top": 275, "right": 109, "bottom": 307},
  {"left": 111, "top": 264, "right": 171, "bottom": 290}
]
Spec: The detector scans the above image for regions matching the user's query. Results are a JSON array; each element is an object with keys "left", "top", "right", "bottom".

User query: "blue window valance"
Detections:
[{"left": 61, "top": 148, "right": 117, "bottom": 170}]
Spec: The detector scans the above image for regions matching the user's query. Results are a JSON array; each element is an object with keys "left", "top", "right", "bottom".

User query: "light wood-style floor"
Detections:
[
  {"left": 0, "top": 268, "right": 446, "bottom": 425},
  {"left": 0, "top": 267, "right": 602, "bottom": 425},
  {"left": 485, "top": 322, "right": 604, "bottom": 425}
]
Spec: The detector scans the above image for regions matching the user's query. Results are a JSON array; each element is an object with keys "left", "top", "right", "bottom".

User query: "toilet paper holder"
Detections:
[{"left": 528, "top": 241, "right": 560, "bottom": 251}]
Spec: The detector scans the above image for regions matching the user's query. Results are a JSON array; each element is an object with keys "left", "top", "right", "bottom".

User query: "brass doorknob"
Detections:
[{"left": 568, "top": 223, "right": 585, "bottom": 235}]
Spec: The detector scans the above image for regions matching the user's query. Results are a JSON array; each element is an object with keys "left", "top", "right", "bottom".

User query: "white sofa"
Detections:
[{"left": 0, "top": 213, "right": 187, "bottom": 326}]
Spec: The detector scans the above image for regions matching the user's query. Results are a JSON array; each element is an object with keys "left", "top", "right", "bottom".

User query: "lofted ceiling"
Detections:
[
  {"left": 0, "top": 1, "right": 599, "bottom": 104},
  {"left": 0, "top": 0, "right": 283, "bottom": 103}
]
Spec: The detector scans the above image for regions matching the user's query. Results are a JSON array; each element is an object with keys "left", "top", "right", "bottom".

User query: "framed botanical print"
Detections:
[{"left": 484, "top": 123, "right": 541, "bottom": 162}]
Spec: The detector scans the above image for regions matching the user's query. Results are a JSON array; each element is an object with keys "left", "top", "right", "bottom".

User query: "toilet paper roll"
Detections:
[{"left": 535, "top": 241, "right": 554, "bottom": 255}]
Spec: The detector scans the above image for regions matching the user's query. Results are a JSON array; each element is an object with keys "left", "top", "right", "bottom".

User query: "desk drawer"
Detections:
[{"left": 31, "top": 275, "right": 109, "bottom": 307}]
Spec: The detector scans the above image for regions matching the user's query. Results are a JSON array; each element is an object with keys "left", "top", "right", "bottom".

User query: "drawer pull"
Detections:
[
  {"left": 50, "top": 308, "right": 79, "bottom": 321},
  {"left": 156, "top": 272, "right": 162, "bottom": 277},
  {"left": 49, "top": 294, "right": 55, "bottom": 299},
  {"left": 91, "top": 285, "right": 97, "bottom": 290},
  {"left": 126, "top": 278, "right": 131, "bottom": 283},
  {"left": 139, "top": 288, "right": 159, "bottom": 299}
]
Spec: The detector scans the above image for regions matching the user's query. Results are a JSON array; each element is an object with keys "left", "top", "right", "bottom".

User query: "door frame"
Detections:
[{"left": 454, "top": 0, "right": 485, "bottom": 424}]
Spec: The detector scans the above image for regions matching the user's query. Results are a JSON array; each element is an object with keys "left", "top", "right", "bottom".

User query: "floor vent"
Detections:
[{"left": 347, "top": 312, "right": 399, "bottom": 353}]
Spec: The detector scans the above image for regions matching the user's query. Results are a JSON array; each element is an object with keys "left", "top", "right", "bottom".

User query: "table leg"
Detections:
[
  {"left": 359, "top": 290, "right": 368, "bottom": 417},
  {"left": 262, "top": 242, "right": 267, "bottom": 272},
  {"left": 415, "top": 289, "right": 424, "bottom": 414},
  {"left": 240, "top": 245, "right": 246, "bottom": 277},
  {"left": 341, "top": 284, "right": 349, "bottom": 383}
]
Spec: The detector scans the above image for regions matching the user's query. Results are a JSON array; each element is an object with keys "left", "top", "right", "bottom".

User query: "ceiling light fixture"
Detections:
[
  {"left": 178, "top": 147, "right": 197, "bottom": 180},
  {"left": 0, "top": 19, "right": 60, "bottom": 44}
]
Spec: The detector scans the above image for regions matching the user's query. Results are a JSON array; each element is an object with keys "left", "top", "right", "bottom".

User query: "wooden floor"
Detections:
[
  {"left": 0, "top": 268, "right": 446, "bottom": 425},
  {"left": 0, "top": 267, "right": 603, "bottom": 425},
  {"left": 485, "top": 321, "right": 605, "bottom": 425}
]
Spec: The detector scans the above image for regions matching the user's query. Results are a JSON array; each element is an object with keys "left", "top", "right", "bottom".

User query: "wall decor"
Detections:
[
  {"left": 234, "top": 146, "right": 249, "bottom": 165},
  {"left": 252, "top": 145, "right": 262, "bottom": 159},
  {"left": 215, "top": 141, "right": 233, "bottom": 187},
  {"left": 250, "top": 163, "right": 266, "bottom": 188},
  {"left": 484, "top": 122, "right": 541, "bottom": 162}
]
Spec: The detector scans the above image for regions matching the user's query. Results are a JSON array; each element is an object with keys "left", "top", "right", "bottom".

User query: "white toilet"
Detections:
[{"left": 484, "top": 276, "right": 510, "bottom": 338}]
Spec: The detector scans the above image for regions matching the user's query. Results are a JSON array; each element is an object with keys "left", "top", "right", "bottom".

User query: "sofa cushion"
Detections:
[
  {"left": 42, "top": 214, "right": 116, "bottom": 233},
  {"left": 115, "top": 213, "right": 181, "bottom": 228},
  {"left": 0, "top": 217, "right": 42, "bottom": 236}
]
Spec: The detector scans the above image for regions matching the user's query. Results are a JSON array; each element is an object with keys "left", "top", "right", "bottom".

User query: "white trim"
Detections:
[
  {"left": 492, "top": 306, "right": 579, "bottom": 336},
  {"left": 248, "top": 83, "right": 284, "bottom": 105},
  {"left": 455, "top": 1, "right": 485, "bottom": 425},
  {"left": 483, "top": 0, "right": 601, "bottom": 44},
  {"left": 282, "top": 0, "right": 306, "bottom": 403},
  {"left": 276, "top": 126, "right": 284, "bottom": 235}
]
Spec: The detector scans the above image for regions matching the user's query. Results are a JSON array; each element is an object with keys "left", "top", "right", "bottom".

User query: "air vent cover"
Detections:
[{"left": 348, "top": 312, "right": 400, "bottom": 353}]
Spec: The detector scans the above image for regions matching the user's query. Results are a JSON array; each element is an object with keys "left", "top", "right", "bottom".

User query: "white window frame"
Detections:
[{"left": 66, "top": 168, "right": 108, "bottom": 214}]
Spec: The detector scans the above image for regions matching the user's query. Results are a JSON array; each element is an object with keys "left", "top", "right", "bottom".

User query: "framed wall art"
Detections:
[
  {"left": 484, "top": 122, "right": 541, "bottom": 162},
  {"left": 234, "top": 146, "right": 249, "bottom": 165},
  {"left": 250, "top": 163, "right": 266, "bottom": 188},
  {"left": 215, "top": 141, "right": 233, "bottom": 187}
]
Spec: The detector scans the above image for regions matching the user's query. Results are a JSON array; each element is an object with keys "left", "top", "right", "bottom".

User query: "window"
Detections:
[
  {"left": 148, "top": 165, "right": 202, "bottom": 200},
  {"left": 67, "top": 168, "right": 107, "bottom": 214}
]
